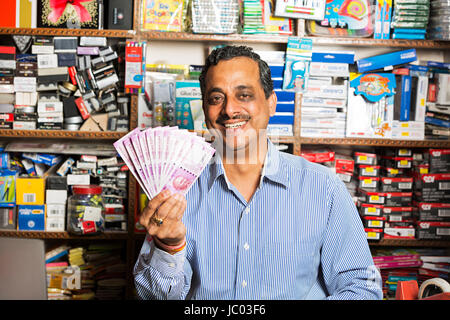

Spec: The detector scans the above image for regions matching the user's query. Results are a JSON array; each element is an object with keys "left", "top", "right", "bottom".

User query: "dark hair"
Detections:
[{"left": 199, "top": 45, "right": 273, "bottom": 99}]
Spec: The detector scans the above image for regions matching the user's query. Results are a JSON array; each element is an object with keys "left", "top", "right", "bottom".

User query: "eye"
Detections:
[
  {"left": 207, "top": 94, "right": 224, "bottom": 105},
  {"left": 238, "top": 92, "right": 253, "bottom": 100}
]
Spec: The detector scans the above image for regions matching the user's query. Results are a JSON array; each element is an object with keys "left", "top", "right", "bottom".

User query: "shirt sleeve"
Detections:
[
  {"left": 133, "top": 235, "right": 193, "bottom": 300},
  {"left": 321, "top": 176, "right": 383, "bottom": 300}
]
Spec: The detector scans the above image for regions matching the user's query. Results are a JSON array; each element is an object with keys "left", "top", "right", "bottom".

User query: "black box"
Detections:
[
  {"left": 414, "top": 202, "right": 450, "bottom": 222},
  {"left": 427, "top": 149, "right": 450, "bottom": 173},
  {"left": 37, "top": 0, "right": 99, "bottom": 29},
  {"left": 416, "top": 221, "right": 450, "bottom": 240},
  {"left": 105, "top": 0, "right": 133, "bottom": 30}
]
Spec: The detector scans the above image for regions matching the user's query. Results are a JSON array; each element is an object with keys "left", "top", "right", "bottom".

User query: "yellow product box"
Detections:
[{"left": 16, "top": 177, "right": 45, "bottom": 205}]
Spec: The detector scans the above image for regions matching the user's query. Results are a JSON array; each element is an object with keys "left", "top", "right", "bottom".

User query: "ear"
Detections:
[{"left": 267, "top": 91, "right": 277, "bottom": 117}]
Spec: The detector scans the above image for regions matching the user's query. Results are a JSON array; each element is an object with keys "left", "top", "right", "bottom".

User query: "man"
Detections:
[{"left": 134, "top": 45, "right": 383, "bottom": 300}]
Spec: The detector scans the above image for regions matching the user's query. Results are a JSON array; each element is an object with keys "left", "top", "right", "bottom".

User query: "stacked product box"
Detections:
[
  {"left": 269, "top": 63, "right": 295, "bottom": 136},
  {"left": 300, "top": 51, "right": 353, "bottom": 138},
  {"left": 0, "top": 149, "right": 128, "bottom": 233},
  {"left": 413, "top": 148, "right": 450, "bottom": 240},
  {"left": 0, "top": 36, "right": 129, "bottom": 132},
  {"left": 424, "top": 62, "right": 450, "bottom": 139},
  {"left": 390, "top": 0, "right": 430, "bottom": 40},
  {"left": 355, "top": 148, "right": 415, "bottom": 241}
]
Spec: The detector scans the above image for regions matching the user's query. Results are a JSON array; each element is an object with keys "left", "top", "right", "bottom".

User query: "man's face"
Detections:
[{"left": 202, "top": 57, "right": 277, "bottom": 153}]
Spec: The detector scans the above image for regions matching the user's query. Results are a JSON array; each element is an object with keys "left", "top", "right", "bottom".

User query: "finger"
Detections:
[
  {"left": 154, "top": 193, "right": 183, "bottom": 221},
  {"left": 140, "top": 190, "right": 171, "bottom": 227}
]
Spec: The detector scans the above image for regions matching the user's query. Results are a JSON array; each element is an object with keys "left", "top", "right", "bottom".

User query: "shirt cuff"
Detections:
[{"left": 146, "top": 235, "right": 186, "bottom": 277}]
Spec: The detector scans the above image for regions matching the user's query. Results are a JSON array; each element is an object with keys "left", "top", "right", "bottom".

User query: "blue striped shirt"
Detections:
[{"left": 134, "top": 140, "right": 383, "bottom": 300}]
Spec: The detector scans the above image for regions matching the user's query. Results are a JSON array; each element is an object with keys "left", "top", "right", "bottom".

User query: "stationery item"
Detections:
[
  {"left": 274, "top": 0, "right": 326, "bottom": 20},
  {"left": 142, "top": 0, "right": 185, "bottom": 32},
  {"left": 282, "top": 37, "right": 313, "bottom": 93},
  {"left": 124, "top": 41, "right": 146, "bottom": 94},
  {"left": 37, "top": 0, "right": 99, "bottom": 29},
  {"left": 113, "top": 127, "right": 215, "bottom": 199}
]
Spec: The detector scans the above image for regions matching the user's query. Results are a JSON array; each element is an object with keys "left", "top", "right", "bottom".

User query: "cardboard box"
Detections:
[
  {"left": 46, "top": 203, "right": 66, "bottom": 217},
  {"left": 357, "top": 165, "right": 381, "bottom": 177},
  {"left": 428, "top": 149, "right": 450, "bottom": 173},
  {"left": 363, "top": 216, "right": 386, "bottom": 228},
  {"left": 45, "top": 215, "right": 65, "bottom": 231},
  {"left": 413, "top": 172, "right": 450, "bottom": 193},
  {"left": 17, "top": 204, "right": 45, "bottom": 231},
  {"left": 359, "top": 203, "right": 384, "bottom": 217},
  {"left": 384, "top": 226, "right": 415, "bottom": 239},
  {"left": 16, "top": 177, "right": 45, "bottom": 205},
  {"left": 385, "top": 192, "right": 412, "bottom": 207}
]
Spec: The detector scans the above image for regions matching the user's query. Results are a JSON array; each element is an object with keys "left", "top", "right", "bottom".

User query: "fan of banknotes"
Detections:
[{"left": 114, "top": 127, "right": 215, "bottom": 199}]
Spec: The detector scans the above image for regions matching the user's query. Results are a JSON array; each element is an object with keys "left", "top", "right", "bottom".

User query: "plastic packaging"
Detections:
[
  {"left": 67, "top": 185, "right": 105, "bottom": 235},
  {"left": 191, "top": 0, "right": 240, "bottom": 34},
  {"left": 305, "top": 0, "right": 374, "bottom": 38}
]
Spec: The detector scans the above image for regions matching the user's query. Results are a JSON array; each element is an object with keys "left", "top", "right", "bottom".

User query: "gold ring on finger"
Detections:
[{"left": 151, "top": 216, "right": 164, "bottom": 226}]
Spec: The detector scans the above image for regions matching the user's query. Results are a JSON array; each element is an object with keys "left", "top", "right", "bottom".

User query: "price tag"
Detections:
[{"left": 84, "top": 206, "right": 102, "bottom": 222}]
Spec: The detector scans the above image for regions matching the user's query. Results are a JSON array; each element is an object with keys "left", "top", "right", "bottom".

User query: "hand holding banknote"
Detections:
[{"left": 113, "top": 127, "right": 215, "bottom": 252}]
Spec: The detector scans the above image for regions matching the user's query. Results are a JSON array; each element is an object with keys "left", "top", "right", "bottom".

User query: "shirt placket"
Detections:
[{"left": 234, "top": 192, "right": 258, "bottom": 299}]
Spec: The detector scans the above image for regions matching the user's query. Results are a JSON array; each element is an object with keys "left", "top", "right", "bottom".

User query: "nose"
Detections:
[{"left": 221, "top": 96, "right": 241, "bottom": 119}]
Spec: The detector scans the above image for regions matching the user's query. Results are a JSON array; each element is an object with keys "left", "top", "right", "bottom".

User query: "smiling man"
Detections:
[{"left": 133, "top": 45, "right": 383, "bottom": 300}]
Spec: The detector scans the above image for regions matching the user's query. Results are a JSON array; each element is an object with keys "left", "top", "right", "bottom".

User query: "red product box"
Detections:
[
  {"left": 416, "top": 221, "right": 450, "bottom": 240},
  {"left": 380, "top": 177, "right": 414, "bottom": 192},
  {"left": 362, "top": 216, "right": 386, "bottom": 228},
  {"left": 385, "top": 192, "right": 412, "bottom": 207},
  {"left": 381, "top": 167, "right": 405, "bottom": 177},
  {"left": 383, "top": 206, "right": 414, "bottom": 221},
  {"left": 301, "top": 148, "right": 335, "bottom": 163},
  {"left": 357, "top": 176, "right": 380, "bottom": 189},
  {"left": 0, "top": 113, "right": 14, "bottom": 122},
  {"left": 359, "top": 189, "right": 386, "bottom": 204},
  {"left": 358, "top": 165, "right": 381, "bottom": 177},
  {"left": 428, "top": 149, "right": 450, "bottom": 173},
  {"left": 428, "top": 83, "right": 436, "bottom": 102},
  {"left": 414, "top": 202, "right": 450, "bottom": 222},
  {"left": 354, "top": 152, "right": 378, "bottom": 165},
  {"left": 360, "top": 203, "right": 384, "bottom": 217},
  {"left": 335, "top": 155, "right": 355, "bottom": 174},
  {"left": 381, "top": 156, "right": 413, "bottom": 169},
  {"left": 413, "top": 172, "right": 450, "bottom": 192},
  {"left": 365, "top": 228, "right": 383, "bottom": 241},
  {"left": 75, "top": 97, "right": 90, "bottom": 120}
]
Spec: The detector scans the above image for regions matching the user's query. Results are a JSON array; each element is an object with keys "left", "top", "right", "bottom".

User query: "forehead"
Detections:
[{"left": 204, "top": 56, "right": 261, "bottom": 88}]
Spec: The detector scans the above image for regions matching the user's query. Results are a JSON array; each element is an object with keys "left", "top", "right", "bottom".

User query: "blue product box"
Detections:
[
  {"left": 311, "top": 51, "right": 355, "bottom": 64},
  {"left": 272, "top": 78, "right": 283, "bottom": 90},
  {"left": 18, "top": 205, "right": 46, "bottom": 231},
  {"left": 269, "top": 65, "right": 285, "bottom": 78},
  {"left": 269, "top": 112, "right": 295, "bottom": 125},
  {"left": 0, "top": 153, "right": 8, "bottom": 169},
  {"left": 276, "top": 102, "right": 295, "bottom": 113},
  {"left": 274, "top": 89, "right": 295, "bottom": 102},
  {"left": 356, "top": 49, "right": 417, "bottom": 73}
]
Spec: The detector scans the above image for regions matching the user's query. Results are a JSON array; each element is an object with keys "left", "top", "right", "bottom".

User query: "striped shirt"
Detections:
[{"left": 134, "top": 140, "right": 383, "bottom": 300}]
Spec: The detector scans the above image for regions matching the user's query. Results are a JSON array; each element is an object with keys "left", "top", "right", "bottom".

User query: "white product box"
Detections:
[{"left": 46, "top": 190, "right": 68, "bottom": 204}]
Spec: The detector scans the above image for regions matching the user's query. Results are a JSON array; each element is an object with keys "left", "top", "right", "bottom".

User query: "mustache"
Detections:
[{"left": 216, "top": 114, "right": 251, "bottom": 124}]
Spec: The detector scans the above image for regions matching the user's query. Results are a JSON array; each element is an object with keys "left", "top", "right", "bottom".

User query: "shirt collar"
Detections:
[{"left": 207, "top": 139, "right": 289, "bottom": 191}]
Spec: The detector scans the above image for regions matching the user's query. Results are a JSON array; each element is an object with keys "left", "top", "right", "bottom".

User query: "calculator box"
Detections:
[
  {"left": 16, "top": 177, "right": 45, "bottom": 205},
  {"left": 354, "top": 152, "right": 378, "bottom": 165},
  {"left": 17, "top": 205, "right": 45, "bottom": 231},
  {"left": 362, "top": 216, "right": 386, "bottom": 229},
  {"left": 384, "top": 226, "right": 415, "bottom": 239},
  {"left": 416, "top": 221, "right": 450, "bottom": 240},
  {"left": 384, "top": 192, "right": 412, "bottom": 207},
  {"left": 357, "top": 165, "right": 380, "bottom": 177},
  {"left": 359, "top": 203, "right": 384, "bottom": 217},
  {"left": 413, "top": 172, "right": 450, "bottom": 193},
  {"left": 414, "top": 202, "right": 450, "bottom": 222},
  {"left": 427, "top": 149, "right": 450, "bottom": 173},
  {"left": 359, "top": 189, "right": 386, "bottom": 205},
  {"left": 365, "top": 228, "right": 383, "bottom": 241},
  {"left": 357, "top": 176, "right": 380, "bottom": 189},
  {"left": 381, "top": 167, "right": 405, "bottom": 177},
  {"left": 383, "top": 206, "right": 413, "bottom": 221},
  {"left": 380, "top": 177, "right": 413, "bottom": 192},
  {"left": 381, "top": 156, "right": 413, "bottom": 169}
]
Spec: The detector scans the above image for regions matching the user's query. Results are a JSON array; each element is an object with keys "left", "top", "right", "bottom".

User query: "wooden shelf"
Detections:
[
  {"left": 0, "top": 129, "right": 127, "bottom": 140},
  {"left": 300, "top": 137, "right": 450, "bottom": 148},
  {"left": 0, "top": 230, "right": 129, "bottom": 240},
  {"left": 369, "top": 239, "right": 450, "bottom": 247},
  {"left": 0, "top": 27, "right": 135, "bottom": 38},
  {"left": 138, "top": 30, "right": 450, "bottom": 48}
]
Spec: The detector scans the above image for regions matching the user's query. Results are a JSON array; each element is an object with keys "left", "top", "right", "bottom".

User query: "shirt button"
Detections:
[
  {"left": 168, "top": 263, "right": 175, "bottom": 268},
  {"left": 244, "top": 207, "right": 250, "bottom": 215},
  {"left": 242, "top": 280, "right": 247, "bottom": 288},
  {"left": 244, "top": 243, "right": 250, "bottom": 250}
]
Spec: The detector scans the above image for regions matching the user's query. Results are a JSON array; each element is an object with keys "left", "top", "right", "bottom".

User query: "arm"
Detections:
[
  {"left": 133, "top": 235, "right": 192, "bottom": 300},
  {"left": 321, "top": 176, "right": 383, "bottom": 300},
  {"left": 133, "top": 190, "right": 192, "bottom": 300}
]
